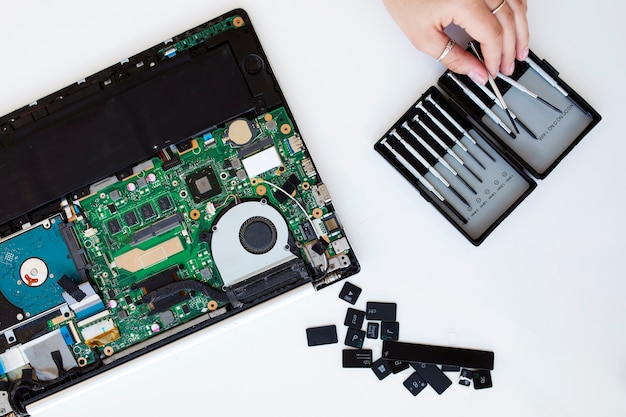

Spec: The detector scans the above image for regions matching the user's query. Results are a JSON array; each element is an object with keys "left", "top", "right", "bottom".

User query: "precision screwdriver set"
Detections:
[{"left": 375, "top": 49, "right": 601, "bottom": 245}]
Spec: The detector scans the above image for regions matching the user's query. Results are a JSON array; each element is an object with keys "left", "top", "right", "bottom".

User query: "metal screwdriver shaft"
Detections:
[
  {"left": 402, "top": 121, "right": 477, "bottom": 196},
  {"left": 415, "top": 102, "right": 486, "bottom": 170},
  {"left": 412, "top": 112, "right": 483, "bottom": 183},
  {"left": 496, "top": 72, "right": 563, "bottom": 113},
  {"left": 391, "top": 130, "right": 471, "bottom": 206},
  {"left": 382, "top": 137, "right": 467, "bottom": 224},
  {"left": 424, "top": 95, "right": 497, "bottom": 162},
  {"left": 468, "top": 42, "right": 520, "bottom": 134},
  {"left": 466, "top": 76, "right": 538, "bottom": 139},
  {"left": 447, "top": 73, "right": 516, "bottom": 139}
]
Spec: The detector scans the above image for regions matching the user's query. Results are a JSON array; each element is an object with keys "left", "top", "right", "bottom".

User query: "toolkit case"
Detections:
[{"left": 375, "top": 49, "right": 601, "bottom": 245}]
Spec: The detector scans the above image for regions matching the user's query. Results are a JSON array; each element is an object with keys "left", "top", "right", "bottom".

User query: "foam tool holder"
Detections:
[{"left": 374, "top": 49, "right": 601, "bottom": 245}]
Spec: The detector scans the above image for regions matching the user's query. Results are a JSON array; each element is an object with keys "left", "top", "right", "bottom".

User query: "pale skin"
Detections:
[{"left": 382, "top": 0, "right": 529, "bottom": 85}]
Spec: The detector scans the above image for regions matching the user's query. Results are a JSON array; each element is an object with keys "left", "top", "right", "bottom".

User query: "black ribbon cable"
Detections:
[
  {"left": 51, "top": 350, "right": 66, "bottom": 377},
  {"left": 57, "top": 275, "right": 86, "bottom": 302}
]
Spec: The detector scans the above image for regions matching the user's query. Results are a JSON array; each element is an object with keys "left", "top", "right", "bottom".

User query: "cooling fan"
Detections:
[{"left": 210, "top": 199, "right": 298, "bottom": 288}]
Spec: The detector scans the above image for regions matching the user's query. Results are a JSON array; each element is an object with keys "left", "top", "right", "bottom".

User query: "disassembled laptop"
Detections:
[{"left": 0, "top": 10, "right": 359, "bottom": 416}]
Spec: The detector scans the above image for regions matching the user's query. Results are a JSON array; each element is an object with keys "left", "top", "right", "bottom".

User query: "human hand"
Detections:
[{"left": 382, "top": 0, "right": 529, "bottom": 84}]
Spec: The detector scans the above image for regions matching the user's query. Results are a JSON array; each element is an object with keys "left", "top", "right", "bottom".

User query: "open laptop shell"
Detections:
[{"left": 0, "top": 9, "right": 359, "bottom": 416}]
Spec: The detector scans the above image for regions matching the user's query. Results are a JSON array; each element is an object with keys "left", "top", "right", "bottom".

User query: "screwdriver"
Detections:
[
  {"left": 415, "top": 102, "right": 486, "bottom": 169},
  {"left": 402, "top": 121, "right": 477, "bottom": 196},
  {"left": 424, "top": 95, "right": 497, "bottom": 162},
  {"left": 382, "top": 135, "right": 468, "bottom": 224},
  {"left": 469, "top": 42, "right": 520, "bottom": 134}
]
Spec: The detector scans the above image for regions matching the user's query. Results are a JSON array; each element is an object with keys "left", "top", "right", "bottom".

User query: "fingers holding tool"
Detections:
[
  {"left": 480, "top": 0, "right": 529, "bottom": 75},
  {"left": 504, "top": 0, "right": 530, "bottom": 62},
  {"left": 382, "top": 0, "right": 529, "bottom": 83}
]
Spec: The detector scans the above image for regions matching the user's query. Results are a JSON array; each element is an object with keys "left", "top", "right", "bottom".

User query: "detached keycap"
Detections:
[
  {"left": 403, "top": 372, "right": 428, "bottom": 396},
  {"left": 306, "top": 325, "right": 338, "bottom": 346},
  {"left": 338, "top": 282, "right": 362, "bottom": 305},
  {"left": 342, "top": 349, "right": 373, "bottom": 368},
  {"left": 344, "top": 308, "right": 365, "bottom": 329},
  {"left": 371, "top": 358, "right": 393, "bottom": 380},
  {"left": 366, "top": 302, "right": 397, "bottom": 321}
]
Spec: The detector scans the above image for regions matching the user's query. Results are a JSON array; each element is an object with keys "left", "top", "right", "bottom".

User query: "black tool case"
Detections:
[{"left": 374, "top": 50, "right": 601, "bottom": 245}]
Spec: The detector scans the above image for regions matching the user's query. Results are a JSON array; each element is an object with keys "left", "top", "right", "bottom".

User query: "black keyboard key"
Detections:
[
  {"left": 306, "top": 325, "right": 338, "bottom": 346},
  {"left": 342, "top": 349, "right": 373, "bottom": 368},
  {"left": 338, "top": 281, "right": 362, "bottom": 305},
  {"left": 381, "top": 321, "right": 400, "bottom": 341},
  {"left": 371, "top": 358, "right": 393, "bottom": 380},
  {"left": 345, "top": 328, "right": 366, "bottom": 348},
  {"left": 411, "top": 363, "right": 452, "bottom": 394},
  {"left": 366, "top": 302, "right": 396, "bottom": 321},
  {"left": 344, "top": 308, "right": 365, "bottom": 329},
  {"left": 403, "top": 372, "right": 428, "bottom": 396},
  {"left": 366, "top": 322, "right": 379, "bottom": 339},
  {"left": 472, "top": 369, "right": 493, "bottom": 390}
]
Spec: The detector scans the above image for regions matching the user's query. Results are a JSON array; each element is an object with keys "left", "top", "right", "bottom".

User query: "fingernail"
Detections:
[
  {"left": 468, "top": 70, "right": 488, "bottom": 85},
  {"left": 507, "top": 62, "right": 515, "bottom": 75},
  {"left": 521, "top": 47, "right": 529, "bottom": 61}
]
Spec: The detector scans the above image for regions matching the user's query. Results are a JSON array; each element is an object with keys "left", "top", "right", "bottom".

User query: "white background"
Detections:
[{"left": 1, "top": 0, "right": 625, "bottom": 416}]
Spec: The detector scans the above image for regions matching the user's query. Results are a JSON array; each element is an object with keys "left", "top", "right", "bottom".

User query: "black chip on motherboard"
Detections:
[
  {"left": 158, "top": 195, "right": 173, "bottom": 212},
  {"left": 306, "top": 325, "right": 338, "bottom": 346},
  {"left": 186, "top": 165, "right": 221, "bottom": 203},
  {"left": 281, "top": 180, "right": 296, "bottom": 197},
  {"left": 300, "top": 222, "right": 316, "bottom": 241},
  {"left": 124, "top": 211, "right": 139, "bottom": 227},
  {"left": 141, "top": 203, "right": 156, "bottom": 220},
  {"left": 108, "top": 204, "right": 117, "bottom": 214},
  {"left": 286, "top": 173, "right": 301, "bottom": 187},
  {"left": 274, "top": 189, "right": 288, "bottom": 203},
  {"left": 338, "top": 281, "right": 361, "bottom": 305},
  {"left": 107, "top": 219, "right": 122, "bottom": 234}
]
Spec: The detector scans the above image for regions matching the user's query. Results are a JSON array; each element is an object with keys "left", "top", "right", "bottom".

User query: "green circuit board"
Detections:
[
  {"left": 50, "top": 106, "right": 350, "bottom": 365},
  {"left": 157, "top": 14, "right": 244, "bottom": 59}
]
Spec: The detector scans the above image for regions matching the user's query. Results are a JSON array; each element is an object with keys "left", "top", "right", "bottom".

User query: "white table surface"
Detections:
[{"left": 1, "top": 1, "right": 624, "bottom": 416}]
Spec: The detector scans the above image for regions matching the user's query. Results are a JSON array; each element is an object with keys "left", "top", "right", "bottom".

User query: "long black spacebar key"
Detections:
[{"left": 382, "top": 341, "right": 494, "bottom": 370}]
